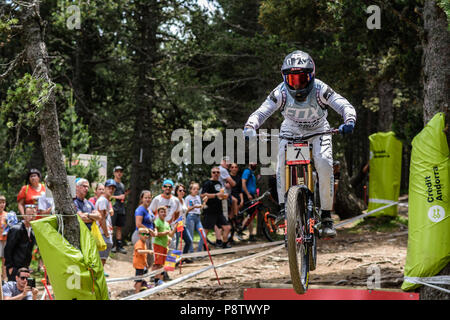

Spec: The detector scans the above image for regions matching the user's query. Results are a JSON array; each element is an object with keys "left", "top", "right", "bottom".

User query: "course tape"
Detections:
[
  {"left": 107, "top": 241, "right": 284, "bottom": 284},
  {"left": 368, "top": 198, "right": 398, "bottom": 204},
  {"left": 120, "top": 244, "right": 284, "bottom": 300},
  {"left": 106, "top": 267, "right": 165, "bottom": 283},
  {"left": 403, "top": 276, "right": 450, "bottom": 294},
  {"left": 335, "top": 201, "right": 399, "bottom": 229}
]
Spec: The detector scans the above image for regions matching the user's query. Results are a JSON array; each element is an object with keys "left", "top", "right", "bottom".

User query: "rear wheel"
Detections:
[{"left": 286, "top": 185, "right": 310, "bottom": 294}]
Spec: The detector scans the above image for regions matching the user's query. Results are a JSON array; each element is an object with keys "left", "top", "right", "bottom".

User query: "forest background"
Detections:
[{"left": 0, "top": 0, "right": 448, "bottom": 239}]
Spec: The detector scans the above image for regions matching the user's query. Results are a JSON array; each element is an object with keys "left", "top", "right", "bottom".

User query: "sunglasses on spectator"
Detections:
[
  {"left": 212, "top": 171, "right": 220, "bottom": 174},
  {"left": 163, "top": 185, "right": 173, "bottom": 188},
  {"left": 178, "top": 189, "right": 185, "bottom": 192},
  {"left": 19, "top": 276, "right": 28, "bottom": 280},
  {"left": 140, "top": 233, "right": 150, "bottom": 236}
]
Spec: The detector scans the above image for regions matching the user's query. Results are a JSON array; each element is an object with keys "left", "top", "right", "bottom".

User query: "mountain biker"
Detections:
[{"left": 243, "top": 50, "right": 356, "bottom": 238}]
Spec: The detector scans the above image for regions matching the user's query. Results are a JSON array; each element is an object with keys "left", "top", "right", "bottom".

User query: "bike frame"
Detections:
[
  {"left": 285, "top": 150, "right": 316, "bottom": 245},
  {"left": 283, "top": 129, "right": 338, "bottom": 243},
  {"left": 232, "top": 191, "right": 279, "bottom": 239}
]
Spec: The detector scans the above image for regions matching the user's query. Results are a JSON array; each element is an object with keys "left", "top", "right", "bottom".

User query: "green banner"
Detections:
[
  {"left": 31, "top": 215, "right": 109, "bottom": 300},
  {"left": 367, "top": 131, "right": 402, "bottom": 216},
  {"left": 402, "top": 113, "right": 450, "bottom": 291}
]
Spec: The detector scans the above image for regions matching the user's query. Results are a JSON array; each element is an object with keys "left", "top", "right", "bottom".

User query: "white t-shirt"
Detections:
[
  {"left": 95, "top": 196, "right": 112, "bottom": 236},
  {"left": 219, "top": 165, "right": 232, "bottom": 193},
  {"left": 149, "top": 194, "right": 180, "bottom": 223},
  {"left": 178, "top": 198, "right": 188, "bottom": 222},
  {"left": 185, "top": 195, "right": 202, "bottom": 215}
]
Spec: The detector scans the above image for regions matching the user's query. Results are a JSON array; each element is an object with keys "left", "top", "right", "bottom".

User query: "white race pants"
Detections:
[{"left": 276, "top": 120, "right": 334, "bottom": 211}]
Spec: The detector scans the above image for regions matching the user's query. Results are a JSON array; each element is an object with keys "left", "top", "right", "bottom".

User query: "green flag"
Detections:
[
  {"left": 402, "top": 113, "right": 450, "bottom": 291},
  {"left": 31, "top": 215, "right": 109, "bottom": 300},
  {"left": 367, "top": 131, "right": 403, "bottom": 216}
]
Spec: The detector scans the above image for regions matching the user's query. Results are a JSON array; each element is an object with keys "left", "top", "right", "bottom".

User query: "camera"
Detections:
[{"left": 27, "top": 277, "right": 35, "bottom": 288}]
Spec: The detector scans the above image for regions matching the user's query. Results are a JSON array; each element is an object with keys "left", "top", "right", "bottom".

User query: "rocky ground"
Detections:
[{"left": 105, "top": 206, "right": 409, "bottom": 300}]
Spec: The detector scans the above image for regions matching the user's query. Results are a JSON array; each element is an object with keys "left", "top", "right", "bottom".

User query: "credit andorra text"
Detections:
[
  {"left": 179, "top": 304, "right": 271, "bottom": 317},
  {"left": 425, "top": 166, "right": 443, "bottom": 203}
]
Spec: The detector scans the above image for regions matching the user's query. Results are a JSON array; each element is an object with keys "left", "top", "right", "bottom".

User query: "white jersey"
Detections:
[
  {"left": 245, "top": 79, "right": 356, "bottom": 132},
  {"left": 245, "top": 79, "right": 357, "bottom": 209},
  {"left": 149, "top": 194, "right": 180, "bottom": 223}
]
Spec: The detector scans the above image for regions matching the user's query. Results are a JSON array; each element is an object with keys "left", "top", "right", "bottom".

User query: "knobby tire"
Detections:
[{"left": 286, "top": 185, "right": 310, "bottom": 294}]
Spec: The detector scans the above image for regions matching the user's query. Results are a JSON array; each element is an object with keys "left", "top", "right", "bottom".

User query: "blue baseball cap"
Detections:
[
  {"left": 162, "top": 179, "right": 174, "bottom": 187},
  {"left": 105, "top": 179, "right": 117, "bottom": 188}
]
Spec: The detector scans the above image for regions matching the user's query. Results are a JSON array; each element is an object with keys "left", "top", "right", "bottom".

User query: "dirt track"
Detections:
[{"left": 105, "top": 208, "right": 409, "bottom": 300}]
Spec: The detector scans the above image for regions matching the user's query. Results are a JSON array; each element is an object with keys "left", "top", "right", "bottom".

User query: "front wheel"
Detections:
[{"left": 286, "top": 185, "right": 310, "bottom": 294}]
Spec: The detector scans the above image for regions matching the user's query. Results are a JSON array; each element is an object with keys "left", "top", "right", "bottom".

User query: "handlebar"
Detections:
[
  {"left": 242, "top": 190, "right": 271, "bottom": 209},
  {"left": 257, "top": 128, "right": 339, "bottom": 142}
]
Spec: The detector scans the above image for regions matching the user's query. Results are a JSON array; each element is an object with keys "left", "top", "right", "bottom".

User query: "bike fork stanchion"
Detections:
[{"left": 198, "top": 228, "right": 221, "bottom": 285}]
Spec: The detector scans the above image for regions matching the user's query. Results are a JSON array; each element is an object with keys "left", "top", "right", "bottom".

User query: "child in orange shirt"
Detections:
[{"left": 133, "top": 227, "right": 154, "bottom": 293}]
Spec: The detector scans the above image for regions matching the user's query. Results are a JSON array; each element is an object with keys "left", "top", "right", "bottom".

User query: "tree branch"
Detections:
[{"left": 0, "top": 49, "right": 25, "bottom": 80}]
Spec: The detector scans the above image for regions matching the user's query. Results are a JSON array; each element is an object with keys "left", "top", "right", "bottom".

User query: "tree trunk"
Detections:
[
  {"left": 420, "top": 0, "right": 450, "bottom": 300},
  {"left": 377, "top": 80, "right": 394, "bottom": 132},
  {"left": 123, "top": 2, "right": 160, "bottom": 238},
  {"left": 422, "top": 1, "right": 450, "bottom": 127},
  {"left": 334, "top": 158, "right": 367, "bottom": 220},
  {"left": 20, "top": 0, "right": 79, "bottom": 249}
]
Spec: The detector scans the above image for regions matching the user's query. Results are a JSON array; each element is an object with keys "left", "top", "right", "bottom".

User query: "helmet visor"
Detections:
[{"left": 284, "top": 72, "right": 312, "bottom": 90}]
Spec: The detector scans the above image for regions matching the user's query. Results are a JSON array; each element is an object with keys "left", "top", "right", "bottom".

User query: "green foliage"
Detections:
[
  {"left": 436, "top": 0, "right": 450, "bottom": 29},
  {"left": 0, "top": 121, "right": 33, "bottom": 213},
  {"left": 66, "top": 157, "right": 102, "bottom": 188},
  {"left": 0, "top": 0, "right": 431, "bottom": 222},
  {"left": 60, "top": 90, "right": 91, "bottom": 163},
  {"left": 58, "top": 89, "right": 101, "bottom": 185},
  {"left": 1, "top": 74, "right": 60, "bottom": 130}
]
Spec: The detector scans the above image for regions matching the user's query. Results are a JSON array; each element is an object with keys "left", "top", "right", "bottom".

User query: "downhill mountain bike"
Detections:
[
  {"left": 229, "top": 190, "right": 285, "bottom": 243},
  {"left": 206, "top": 190, "right": 284, "bottom": 246},
  {"left": 260, "top": 128, "right": 338, "bottom": 294}
]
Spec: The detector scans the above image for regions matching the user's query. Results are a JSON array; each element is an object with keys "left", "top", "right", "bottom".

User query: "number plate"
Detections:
[{"left": 286, "top": 143, "right": 310, "bottom": 165}]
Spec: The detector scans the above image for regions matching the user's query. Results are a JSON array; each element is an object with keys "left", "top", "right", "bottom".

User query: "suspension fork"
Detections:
[{"left": 298, "top": 185, "right": 316, "bottom": 241}]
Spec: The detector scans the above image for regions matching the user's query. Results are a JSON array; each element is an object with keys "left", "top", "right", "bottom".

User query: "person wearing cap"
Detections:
[
  {"left": 149, "top": 179, "right": 181, "bottom": 229},
  {"left": 133, "top": 227, "right": 154, "bottom": 293},
  {"left": 95, "top": 179, "right": 116, "bottom": 269},
  {"left": 110, "top": 166, "right": 129, "bottom": 254},
  {"left": 3, "top": 205, "right": 36, "bottom": 281},
  {"left": 17, "top": 169, "right": 46, "bottom": 219}
]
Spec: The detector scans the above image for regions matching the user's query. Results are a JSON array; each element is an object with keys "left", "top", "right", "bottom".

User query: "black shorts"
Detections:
[
  {"left": 231, "top": 194, "right": 241, "bottom": 205},
  {"left": 202, "top": 211, "right": 230, "bottom": 230},
  {"left": 134, "top": 268, "right": 148, "bottom": 283},
  {"left": 112, "top": 213, "right": 126, "bottom": 227}
]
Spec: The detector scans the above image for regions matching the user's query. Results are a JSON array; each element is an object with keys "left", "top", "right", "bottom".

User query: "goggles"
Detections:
[{"left": 283, "top": 69, "right": 313, "bottom": 90}]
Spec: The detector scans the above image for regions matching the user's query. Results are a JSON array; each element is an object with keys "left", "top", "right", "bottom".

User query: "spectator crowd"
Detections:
[{"left": 1, "top": 159, "right": 261, "bottom": 297}]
